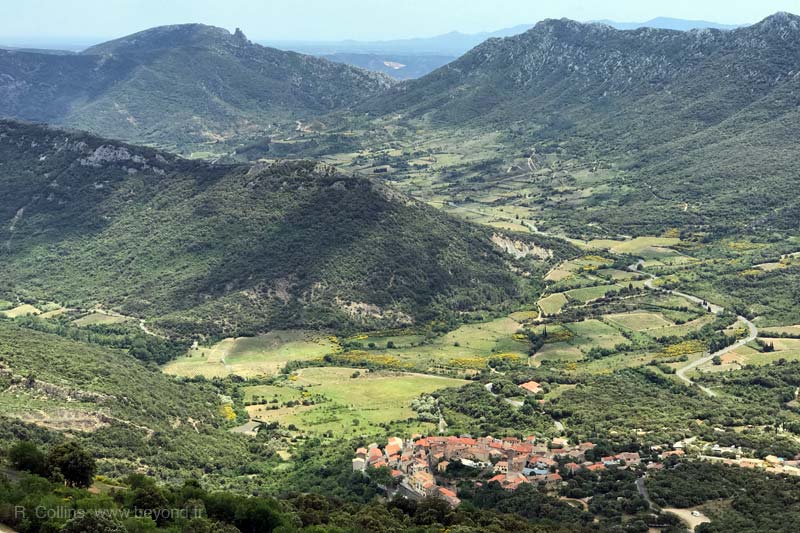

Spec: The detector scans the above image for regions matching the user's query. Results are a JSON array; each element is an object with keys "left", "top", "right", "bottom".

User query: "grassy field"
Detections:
[
  {"left": 243, "top": 384, "right": 304, "bottom": 404},
  {"left": 533, "top": 319, "right": 629, "bottom": 365},
  {"left": 73, "top": 312, "right": 132, "bottom": 327},
  {"left": 645, "top": 316, "right": 713, "bottom": 339},
  {"left": 566, "top": 319, "right": 628, "bottom": 351},
  {"left": 246, "top": 367, "right": 466, "bottom": 436},
  {"left": 565, "top": 284, "right": 622, "bottom": 303},
  {"left": 585, "top": 237, "right": 681, "bottom": 258},
  {"left": 696, "top": 342, "right": 800, "bottom": 373},
  {"left": 538, "top": 293, "right": 568, "bottom": 315},
  {"left": 360, "top": 317, "right": 530, "bottom": 370},
  {"left": 597, "top": 268, "right": 641, "bottom": 281},
  {"left": 163, "top": 331, "right": 337, "bottom": 378},
  {"left": 604, "top": 312, "right": 674, "bottom": 331},
  {"left": 760, "top": 325, "right": 800, "bottom": 336},
  {"left": 0, "top": 304, "right": 41, "bottom": 318}
]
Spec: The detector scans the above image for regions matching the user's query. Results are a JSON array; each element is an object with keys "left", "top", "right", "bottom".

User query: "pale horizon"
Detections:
[{"left": 0, "top": 0, "right": 797, "bottom": 48}]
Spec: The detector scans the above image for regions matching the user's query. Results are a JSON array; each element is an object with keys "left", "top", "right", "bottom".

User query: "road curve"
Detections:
[
  {"left": 627, "top": 261, "right": 759, "bottom": 397},
  {"left": 675, "top": 316, "right": 758, "bottom": 397}
]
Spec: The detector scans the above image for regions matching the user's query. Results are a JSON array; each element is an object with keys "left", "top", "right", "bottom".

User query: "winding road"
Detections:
[{"left": 627, "top": 260, "right": 759, "bottom": 397}]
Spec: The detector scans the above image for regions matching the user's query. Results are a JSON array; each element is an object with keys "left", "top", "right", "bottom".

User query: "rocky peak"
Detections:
[
  {"left": 758, "top": 11, "right": 800, "bottom": 28},
  {"left": 82, "top": 23, "right": 249, "bottom": 56}
]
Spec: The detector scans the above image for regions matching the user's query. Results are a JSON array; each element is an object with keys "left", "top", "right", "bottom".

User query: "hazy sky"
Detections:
[{"left": 1, "top": 0, "right": 798, "bottom": 45}]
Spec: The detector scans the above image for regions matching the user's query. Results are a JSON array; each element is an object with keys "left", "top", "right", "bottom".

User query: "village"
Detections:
[
  {"left": 353, "top": 432, "right": 800, "bottom": 508},
  {"left": 353, "top": 433, "right": 642, "bottom": 507}
]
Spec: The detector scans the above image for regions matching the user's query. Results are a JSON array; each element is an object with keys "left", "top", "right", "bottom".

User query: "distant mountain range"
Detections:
[
  {"left": 592, "top": 16, "right": 744, "bottom": 31},
  {"left": 0, "top": 24, "right": 392, "bottom": 151},
  {"left": 264, "top": 17, "right": 747, "bottom": 78}
]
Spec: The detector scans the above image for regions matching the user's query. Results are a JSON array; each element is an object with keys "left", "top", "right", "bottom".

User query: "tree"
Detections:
[
  {"left": 131, "top": 485, "right": 171, "bottom": 526},
  {"left": 234, "top": 497, "right": 285, "bottom": 533},
  {"left": 61, "top": 512, "right": 126, "bottom": 533},
  {"left": 8, "top": 441, "right": 47, "bottom": 476},
  {"left": 47, "top": 441, "right": 96, "bottom": 488}
]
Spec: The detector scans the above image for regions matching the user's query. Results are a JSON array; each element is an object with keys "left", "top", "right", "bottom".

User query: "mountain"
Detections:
[
  {"left": 262, "top": 19, "right": 741, "bottom": 79},
  {"left": 592, "top": 17, "right": 744, "bottom": 31},
  {"left": 0, "top": 24, "right": 392, "bottom": 152},
  {"left": 318, "top": 53, "right": 456, "bottom": 80},
  {"left": 0, "top": 45, "right": 76, "bottom": 55},
  {"left": 360, "top": 12, "right": 800, "bottom": 234},
  {"left": 263, "top": 24, "right": 534, "bottom": 57},
  {"left": 0, "top": 120, "right": 572, "bottom": 338},
  {"left": 262, "top": 25, "right": 534, "bottom": 78}
]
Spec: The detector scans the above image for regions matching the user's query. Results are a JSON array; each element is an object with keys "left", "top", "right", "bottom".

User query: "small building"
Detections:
[
  {"left": 518, "top": 381, "right": 542, "bottom": 394},
  {"left": 616, "top": 452, "right": 641, "bottom": 466},
  {"left": 437, "top": 487, "right": 461, "bottom": 507}
]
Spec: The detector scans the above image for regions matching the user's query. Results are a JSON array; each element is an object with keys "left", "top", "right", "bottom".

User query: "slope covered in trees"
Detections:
[
  {"left": 0, "top": 121, "right": 572, "bottom": 337},
  {"left": 0, "top": 24, "right": 392, "bottom": 151}
]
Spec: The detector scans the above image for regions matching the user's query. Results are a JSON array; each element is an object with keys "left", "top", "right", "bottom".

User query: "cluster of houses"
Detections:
[
  {"left": 353, "top": 434, "right": 645, "bottom": 506},
  {"left": 351, "top": 430, "right": 800, "bottom": 508}
]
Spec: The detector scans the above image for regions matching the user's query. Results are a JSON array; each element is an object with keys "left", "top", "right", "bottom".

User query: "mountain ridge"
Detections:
[
  {"left": 353, "top": 12, "right": 800, "bottom": 234},
  {"left": 0, "top": 120, "right": 573, "bottom": 337},
  {"left": 0, "top": 24, "right": 393, "bottom": 151}
]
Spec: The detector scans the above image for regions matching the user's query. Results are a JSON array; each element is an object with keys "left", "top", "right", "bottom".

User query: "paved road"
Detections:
[
  {"left": 635, "top": 476, "right": 658, "bottom": 511},
  {"left": 627, "top": 261, "right": 759, "bottom": 397},
  {"left": 675, "top": 316, "right": 758, "bottom": 396}
]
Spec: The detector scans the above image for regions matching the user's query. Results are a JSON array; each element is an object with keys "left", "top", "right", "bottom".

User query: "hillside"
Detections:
[
  {"left": 0, "top": 24, "right": 392, "bottom": 152},
  {"left": 0, "top": 320, "right": 259, "bottom": 484},
  {"left": 0, "top": 120, "right": 573, "bottom": 338},
  {"left": 355, "top": 12, "right": 800, "bottom": 235}
]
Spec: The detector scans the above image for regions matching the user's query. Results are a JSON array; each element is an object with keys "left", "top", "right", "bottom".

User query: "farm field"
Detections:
[
  {"left": 760, "top": 324, "right": 800, "bottom": 336},
  {"left": 163, "top": 331, "right": 337, "bottom": 378},
  {"left": 565, "top": 284, "right": 622, "bottom": 303},
  {"left": 645, "top": 315, "right": 715, "bottom": 338},
  {"left": 243, "top": 384, "right": 304, "bottom": 404},
  {"left": 538, "top": 293, "right": 568, "bottom": 315},
  {"left": 584, "top": 236, "right": 680, "bottom": 255},
  {"left": 245, "top": 367, "right": 466, "bottom": 436},
  {"left": 566, "top": 319, "right": 628, "bottom": 351},
  {"left": 358, "top": 316, "right": 530, "bottom": 370},
  {"left": 73, "top": 311, "right": 133, "bottom": 327},
  {"left": 0, "top": 304, "right": 41, "bottom": 318},
  {"left": 603, "top": 312, "right": 674, "bottom": 331}
]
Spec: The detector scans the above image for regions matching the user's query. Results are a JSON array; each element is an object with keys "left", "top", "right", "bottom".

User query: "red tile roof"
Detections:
[
  {"left": 438, "top": 487, "right": 457, "bottom": 498},
  {"left": 385, "top": 443, "right": 401, "bottom": 456},
  {"left": 519, "top": 381, "right": 542, "bottom": 393}
]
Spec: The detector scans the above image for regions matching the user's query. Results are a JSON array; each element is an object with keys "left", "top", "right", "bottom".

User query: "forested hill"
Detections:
[
  {"left": 0, "top": 121, "right": 573, "bottom": 337},
  {"left": 0, "top": 24, "right": 392, "bottom": 151}
]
